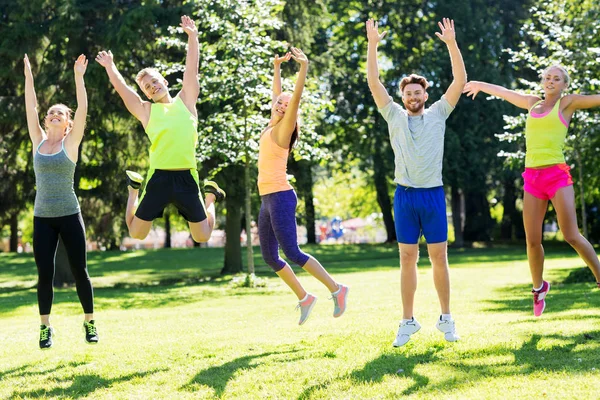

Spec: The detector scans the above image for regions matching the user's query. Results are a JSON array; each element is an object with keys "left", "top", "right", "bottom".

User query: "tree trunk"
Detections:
[
  {"left": 244, "top": 160, "right": 255, "bottom": 274},
  {"left": 451, "top": 185, "right": 465, "bottom": 247},
  {"left": 463, "top": 190, "right": 493, "bottom": 242},
  {"left": 221, "top": 165, "right": 245, "bottom": 275},
  {"left": 53, "top": 237, "right": 75, "bottom": 287},
  {"left": 500, "top": 175, "right": 517, "bottom": 240},
  {"left": 302, "top": 162, "right": 317, "bottom": 244},
  {"left": 575, "top": 150, "right": 589, "bottom": 239},
  {"left": 164, "top": 211, "right": 172, "bottom": 248},
  {"left": 9, "top": 213, "right": 18, "bottom": 252},
  {"left": 372, "top": 153, "right": 395, "bottom": 243}
]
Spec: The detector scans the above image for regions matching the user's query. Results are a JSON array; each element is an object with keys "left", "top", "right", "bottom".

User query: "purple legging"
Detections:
[{"left": 258, "top": 189, "right": 310, "bottom": 272}]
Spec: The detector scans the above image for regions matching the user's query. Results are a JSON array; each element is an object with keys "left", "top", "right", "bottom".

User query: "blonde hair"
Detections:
[
  {"left": 541, "top": 65, "right": 570, "bottom": 86},
  {"left": 135, "top": 68, "right": 163, "bottom": 88},
  {"left": 44, "top": 103, "right": 73, "bottom": 135}
]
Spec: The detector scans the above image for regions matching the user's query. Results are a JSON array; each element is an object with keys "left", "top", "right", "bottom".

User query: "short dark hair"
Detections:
[{"left": 400, "top": 74, "right": 429, "bottom": 92}]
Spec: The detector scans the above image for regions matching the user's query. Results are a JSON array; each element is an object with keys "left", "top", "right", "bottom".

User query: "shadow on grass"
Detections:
[
  {"left": 182, "top": 349, "right": 301, "bottom": 396},
  {"left": 7, "top": 361, "right": 166, "bottom": 399},
  {"left": 298, "top": 331, "right": 600, "bottom": 399}
]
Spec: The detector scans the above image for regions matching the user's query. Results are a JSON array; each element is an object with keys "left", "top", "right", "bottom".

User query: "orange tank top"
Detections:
[{"left": 257, "top": 129, "right": 293, "bottom": 195}]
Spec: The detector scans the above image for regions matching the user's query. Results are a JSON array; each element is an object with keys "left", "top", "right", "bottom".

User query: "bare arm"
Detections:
[
  {"left": 436, "top": 19, "right": 466, "bottom": 107},
  {"left": 179, "top": 15, "right": 199, "bottom": 115},
  {"left": 563, "top": 94, "right": 600, "bottom": 113},
  {"left": 64, "top": 55, "right": 88, "bottom": 160},
  {"left": 366, "top": 19, "right": 392, "bottom": 110},
  {"left": 23, "top": 54, "right": 44, "bottom": 149},
  {"left": 272, "top": 47, "right": 308, "bottom": 148},
  {"left": 271, "top": 53, "right": 291, "bottom": 118},
  {"left": 463, "top": 81, "right": 540, "bottom": 110},
  {"left": 95, "top": 50, "right": 151, "bottom": 126}
]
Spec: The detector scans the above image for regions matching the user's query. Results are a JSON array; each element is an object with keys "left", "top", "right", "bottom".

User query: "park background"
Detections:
[{"left": 1, "top": 0, "right": 600, "bottom": 399}]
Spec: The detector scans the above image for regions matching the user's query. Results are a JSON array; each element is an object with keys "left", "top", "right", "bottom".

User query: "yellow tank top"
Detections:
[
  {"left": 145, "top": 95, "right": 198, "bottom": 170},
  {"left": 525, "top": 98, "right": 568, "bottom": 168},
  {"left": 257, "top": 129, "right": 293, "bottom": 195}
]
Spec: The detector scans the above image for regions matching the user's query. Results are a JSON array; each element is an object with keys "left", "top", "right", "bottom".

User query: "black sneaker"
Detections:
[
  {"left": 39, "top": 325, "right": 54, "bottom": 349},
  {"left": 83, "top": 320, "right": 99, "bottom": 344},
  {"left": 126, "top": 170, "right": 143, "bottom": 190},
  {"left": 204, "top": 180, "right": 226, "bottom": 202}
]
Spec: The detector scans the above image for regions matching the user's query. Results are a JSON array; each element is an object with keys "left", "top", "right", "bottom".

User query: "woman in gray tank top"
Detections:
[{"left": 24, "top": 54, "right": 98, "bottom": 349}]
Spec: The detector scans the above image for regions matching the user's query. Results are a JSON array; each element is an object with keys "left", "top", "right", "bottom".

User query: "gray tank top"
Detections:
[{"left": 33, "top": 140, "right": 80, "bottom": 217}]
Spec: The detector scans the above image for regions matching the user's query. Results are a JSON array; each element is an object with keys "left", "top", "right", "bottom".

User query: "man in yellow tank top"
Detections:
[
  {"left": 96, "top": 15, "right": 225, "bottom": 243},
  {"left": 464, "top": 65, "right": 600, "bottom": 317}
]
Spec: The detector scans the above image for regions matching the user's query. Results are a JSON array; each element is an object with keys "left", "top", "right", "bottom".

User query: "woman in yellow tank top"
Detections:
[
  {"left": 257, "top": 49, "right": 348, "bottom": 325},
  {"left": 464, "top": 65, "right": 600, "bottom": 317}
]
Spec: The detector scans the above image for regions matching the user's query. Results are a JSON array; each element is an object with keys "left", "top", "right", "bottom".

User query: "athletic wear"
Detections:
[
  {"left": 145, "top": 95, "right": 198, "bottom": 171},
  {"left": 33, "top": 140, "right": 80, "bottom": 217},
  {"left": 204, "top": 180, "right": 226, "bottom": 202},
  {"left": 297, "top": 293, "right": 317, "bottom": 325},
  {"left": 126, "top": 170, "right": 143, "bottom": 190},
  {"left": 436, "top": 316, "right": 459, "bottom": 342},
  {"left": 331, "top": 284, "right": 349, "bottom": 318},
  {"left": 378, "top": 97, "right": 454, "bottom": 188},
  {"left": 83, "top": 320, "right": 99, "bottom": 344},
  {"left": 533, "top": 280, "right": 550, "bottom": 317},
  {"left": 33, "top": 213, "right": 94, "bottom": 315},
  {"left": 258, "top": 189, "right": 310, "bottom": 271},
  {"left": 135, "top": 169, "right": 207, "bottom": 222},
  {"left": 393, "top": 317, "right": 421, "bottom": 347},
  {"left": 522, "top": 163, "right": 573, "bottom": 200},
  {"left": 394, "top": 185, "right": 447, "bottom": 244},
  {"left": 257, "top": 129, "right": 293, "bottom": 195},
  {"left": 525, "top": 99, "right": 568, "bottom": 168},
  {"left": 39, "top": 325, "right": 54, "bottom": 349}
]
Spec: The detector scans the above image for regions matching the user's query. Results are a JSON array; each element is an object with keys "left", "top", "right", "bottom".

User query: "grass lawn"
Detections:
[{"left": 0, "top": 243, "right": 599, "bottom": 399}]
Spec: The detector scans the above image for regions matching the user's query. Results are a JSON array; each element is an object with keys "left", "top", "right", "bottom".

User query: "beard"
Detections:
[{"left": 405, "top": 101, "right": 424, "bottom": 113}]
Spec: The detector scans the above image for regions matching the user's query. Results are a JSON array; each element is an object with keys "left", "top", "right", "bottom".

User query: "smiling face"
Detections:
[
  {"left": 541, "top": 66, "right": 569, "bottom": 96},
  {"left": 136, "top": 69, "right": 169, "bottom": 102},
  {"left": 44, "top": 104, "right": 72, "bottom": 133},
  {"left": 272, "top": 92, "right": 292, "bottom": 122},
  {"left": 402, "top": 83, "right": 428, "bottom": 114}
]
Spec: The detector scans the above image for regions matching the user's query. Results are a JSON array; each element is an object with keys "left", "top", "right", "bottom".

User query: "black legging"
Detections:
[{"left": 33, "top": 212, "right": 94, "bottom": 315}]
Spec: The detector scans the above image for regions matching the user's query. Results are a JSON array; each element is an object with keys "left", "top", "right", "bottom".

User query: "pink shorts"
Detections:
[{"left": 522, "top": 163, "right": 573, "bottom": 200}]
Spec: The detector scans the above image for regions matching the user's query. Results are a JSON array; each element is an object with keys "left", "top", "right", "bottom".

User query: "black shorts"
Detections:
[{"left": 135, "top": 169, "right": 207, "bottom": 223}]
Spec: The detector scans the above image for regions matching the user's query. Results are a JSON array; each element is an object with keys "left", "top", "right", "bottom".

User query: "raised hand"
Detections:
[
  {"left": 435, "top": 18, "right": 456, "bottom": 44},
  {"left": 95, "top": 50, "right": 114, "bottom": 68},
  {"left": 24, "top": 54, "right": 33, "bottom": 78},
  {"left": 463, "top": 81, "right": 482, "bottom": 99},
  {"left": 290, "top": 47, "right": 308, "bottom": 67},
  {"left": 274, "top": 52, "right": 291, "bottom": 66},
  {"left": 366, "top": 18, "right": 387, "bottom": 44},
  {"left": 74, "top": 54, "right": 88, "bottom": 77},
  {"left": 180, "top": 15, "right": 198, "bottom": 37}
]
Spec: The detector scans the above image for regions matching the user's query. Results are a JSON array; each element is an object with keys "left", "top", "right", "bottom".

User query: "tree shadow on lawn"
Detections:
[
  {"left": 182, "top": 349, "right": 303, "bottom": 396},
  {"left": 298, "top": 331, "right": 600, "bottom": 399}
]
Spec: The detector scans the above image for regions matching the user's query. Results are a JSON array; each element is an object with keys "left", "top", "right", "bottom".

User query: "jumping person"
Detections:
[
  {"left": 24, "top": 54, "right": 98, "bottom": 349},
  {"left": 258, "top": 49, "right": 348, "bottom": 325},
  {"left": 366, "top": 18, "right": 466, "bottom": 346},
  {"left": 464, "top": 65, "right": 600, "bottom": 316},
  {"left": 95, "top": 15, "right": 225, "bottom": 243}
]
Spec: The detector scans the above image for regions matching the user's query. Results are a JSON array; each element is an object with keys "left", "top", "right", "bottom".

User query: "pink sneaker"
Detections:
[
  {"left": 296, "top": 294, "right": 317, "bottom": 325},
  {"left": 330, "top": 284, "right": 349, "bottom": 318},
  {"left": 532, "top": 280, "right": 550, "bottom": 317}
]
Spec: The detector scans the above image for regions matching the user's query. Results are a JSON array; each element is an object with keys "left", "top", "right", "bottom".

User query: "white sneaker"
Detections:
[
  {"left": 392, "top": 318, "right": 421, "bottom": 347},
  {"left": 436, "top": 317, "right": 459, "bottom": 342}
]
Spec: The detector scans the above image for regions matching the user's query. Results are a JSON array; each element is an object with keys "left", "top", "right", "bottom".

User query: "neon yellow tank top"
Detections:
[
  {"left": 524, "top": 99, "right": 569, "bottom": 168},
  {"left": 145, "top": 95, "right": 198, "bottom": 170}
]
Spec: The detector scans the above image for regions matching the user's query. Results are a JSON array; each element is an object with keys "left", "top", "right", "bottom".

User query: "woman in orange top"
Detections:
[{"left": 257, "top": 49, "right": 348, "bottom": 325}]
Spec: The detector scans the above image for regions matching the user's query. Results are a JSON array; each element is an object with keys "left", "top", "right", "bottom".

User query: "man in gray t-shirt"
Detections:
[{"left": 366, "top": 18, "right": 466, "bottom": 347}]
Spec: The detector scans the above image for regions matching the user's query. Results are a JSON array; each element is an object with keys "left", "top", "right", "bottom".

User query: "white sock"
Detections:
[
  {"left": 533, "top": 284, "right": 543, "bottom": 292},
  {"left": 331, "top": 284, "right": 341, "bottom": 295},
  {"left": 299, "top": 294, "right": 309, "bottom": 302},
  {"left": 401, "top": 317, "right": 414, "bottom": 324},
  {"left": 441, "top": 313, "right": 452, "bottom": 321}
]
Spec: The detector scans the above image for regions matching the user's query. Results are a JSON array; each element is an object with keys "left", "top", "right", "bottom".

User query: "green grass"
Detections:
[{"left": 1, "top": 243, "right": 599, "bottom": 399}]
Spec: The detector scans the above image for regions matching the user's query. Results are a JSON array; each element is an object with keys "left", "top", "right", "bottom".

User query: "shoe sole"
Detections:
[
  {"left": 393, "top": 325, "right": 421, "bottom": 347},
  {"left": 299, "top": 298, "right": 317, "bottom": 326},
  {"left": 333, "top": 287, "right": 349, "bottom": 318}
]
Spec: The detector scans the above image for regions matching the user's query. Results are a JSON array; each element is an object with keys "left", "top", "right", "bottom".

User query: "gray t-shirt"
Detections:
[{"left": 379, "top": 96, "right": 454, "bottom": 188}]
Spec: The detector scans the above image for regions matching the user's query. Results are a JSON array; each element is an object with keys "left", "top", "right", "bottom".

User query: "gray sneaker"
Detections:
[
  {"left": 436, "top": 317, "right": 460, "bottom": 342},
  {"left": 393, "top": 318, "right": 421, "bottom": 347},
  {"left": 330, "top": 284, "right": 349, "bottom": 318},
  {"left": 296, "top": 294, "right": 317, "bottom": 325}
]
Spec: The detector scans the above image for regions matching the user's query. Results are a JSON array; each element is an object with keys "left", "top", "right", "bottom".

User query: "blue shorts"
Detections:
[{"left": 393, "top": 185, "right": 447, "bottom": 244}]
